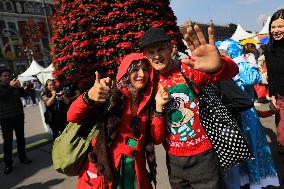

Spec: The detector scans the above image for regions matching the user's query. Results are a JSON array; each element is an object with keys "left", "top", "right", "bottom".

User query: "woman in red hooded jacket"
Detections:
[{"left": 67, "top": 53, "right": 169, "bottom": 189}]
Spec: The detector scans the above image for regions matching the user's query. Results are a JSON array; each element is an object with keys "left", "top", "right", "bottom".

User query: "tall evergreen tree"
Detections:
[{"left": 51, "top": 0, "right": 185, "bottom": 89}]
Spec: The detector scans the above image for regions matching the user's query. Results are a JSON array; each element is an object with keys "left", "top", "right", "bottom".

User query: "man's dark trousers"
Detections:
[{"left": 0, "top": 114, "right": 26, "bottom": 165}]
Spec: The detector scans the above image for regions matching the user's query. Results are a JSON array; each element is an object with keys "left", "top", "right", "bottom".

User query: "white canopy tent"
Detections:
[
  {"left": 231, "top": 24, "right": 256, "bottom": 41},
  {"left": 19, "top": 59, "right": 44, "bottom": 77},
  {"left": 258, "top": 16, "right": 271, "bottom": 34},
  {"left": 17, "top": 75, "right": 36, "bottom": 82},
  {"left": 36, "top": 63, "right": 54, "bottom": 84}
]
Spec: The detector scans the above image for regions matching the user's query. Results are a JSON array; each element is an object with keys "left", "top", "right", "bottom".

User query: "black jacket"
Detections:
[{"left": 0, "top": 84, "right": 26, "bottom": 120}]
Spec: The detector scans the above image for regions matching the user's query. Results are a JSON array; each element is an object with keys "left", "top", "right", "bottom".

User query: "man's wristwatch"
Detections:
[
  {"left": 154, "top": 110, "right": 165, "bottom": 118},
  {"left": 82, "top": 91, "right": 95, "bottom": 106}
]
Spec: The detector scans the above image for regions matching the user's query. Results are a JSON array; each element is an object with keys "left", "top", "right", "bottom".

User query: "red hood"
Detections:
[{"left": 116, "top": 53, "right": 154, "bottom": 115}]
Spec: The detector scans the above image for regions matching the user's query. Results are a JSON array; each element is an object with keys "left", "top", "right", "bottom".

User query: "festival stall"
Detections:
[
  {"left": 257, "top": 16, "right": 271, "bottom": 44},
  {"left": 231, "top": 24, "right": 255, "bottom": 42},
  {"left": 240, "top": 38, "right": 259, "bottom": 45}
]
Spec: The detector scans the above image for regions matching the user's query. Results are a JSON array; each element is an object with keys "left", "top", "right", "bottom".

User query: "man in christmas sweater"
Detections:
[{"left": 141, "top": 26, "right": 239, "bottom": 189}]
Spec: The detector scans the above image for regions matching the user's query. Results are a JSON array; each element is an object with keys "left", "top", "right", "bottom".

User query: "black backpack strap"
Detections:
[
  {"left": 215, "top": 80, "right": 254, "bottom": 112},
  {"left": 178, "top": 63, "right": 199, "bottom": 97}
]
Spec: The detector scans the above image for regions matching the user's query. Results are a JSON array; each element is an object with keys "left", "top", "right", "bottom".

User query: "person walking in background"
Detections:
[
  {"left": 41, "top": 79, "right": 70, "bottom": 139},
  {"left": 243, "top": 42, "right": 262, "bottom": 105},
  {"left": 254, "top": 55, "right": 269, "bottom": 104},
  {"left": 21, "top": 82, "right": 30, "bottom": 106},
  {"left": 67, "top": 53, "right": 169, "bottom": 189},
  {"left": 244, "top": 43, "right": 258, "bottom": 67},
  {"left": 141, "top": 26, "right": 239, "bottom": 189},
  {"left": 26, "top": 81, "right": 36, "bottom": 105},
  {"left": 171, "top": 40, "right": 189, "bottom": 61},
  {"left": 264, "top": 8, "right": 284, "bottom": 151},
  {"left": 0, "top": 68, "right": 32, "bottom": 175},
  {"left": 33, "top": 79, "right": 43, "bottom": 103}
]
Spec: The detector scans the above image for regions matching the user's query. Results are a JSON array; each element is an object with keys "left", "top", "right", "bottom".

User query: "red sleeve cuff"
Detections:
[
  {"left": 67, "top": 94, "right": 93, "bottom": 122},
  {"left": 209, "top": 56, "right": 239, "bottom": 79}
]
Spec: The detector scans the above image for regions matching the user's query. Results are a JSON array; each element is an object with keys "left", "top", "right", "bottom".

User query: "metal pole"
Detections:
[{"left": 41, "top": 0, "right": 52, "bottom": 41}]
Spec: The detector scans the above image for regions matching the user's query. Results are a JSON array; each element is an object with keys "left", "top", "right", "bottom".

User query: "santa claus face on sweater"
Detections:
[{"left": 166, "top": 84, "right": 198, "bottom": 142}]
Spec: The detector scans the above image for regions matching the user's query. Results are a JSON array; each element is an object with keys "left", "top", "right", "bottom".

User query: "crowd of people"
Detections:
[{"left": 0, "top": 7, "right": 283, "bottom": 189}]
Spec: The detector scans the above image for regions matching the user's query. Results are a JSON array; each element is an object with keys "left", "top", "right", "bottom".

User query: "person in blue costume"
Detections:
[{"left": 216, "top": 39, "right": 279, "bottom": 189}]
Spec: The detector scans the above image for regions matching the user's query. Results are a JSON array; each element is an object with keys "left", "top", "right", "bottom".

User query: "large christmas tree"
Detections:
[{"left": 51, "top": 0, "right": 185, "bottom": 89}]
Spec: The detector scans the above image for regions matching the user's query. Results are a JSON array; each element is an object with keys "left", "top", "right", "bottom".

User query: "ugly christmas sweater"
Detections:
[{"left": 160, "top": 57, "right": 239, "bottom": 156}]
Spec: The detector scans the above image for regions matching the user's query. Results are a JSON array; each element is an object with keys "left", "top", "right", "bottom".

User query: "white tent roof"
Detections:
[
  {"left": 18, "top": 76, "right": 36, "bottom": 82},
  {"left": 42, "top": 63, "right": 54, "bottom": 73},
  {"left": 258, "top": 16, "right": 271, "bottom": 34},
  {"left": 36, "top": 64, "right": 54, "bottom": 84},
  {"left": 231, "top": 24, "right": 255, "bottom": 41},
  {"left": 19, "top": 60, "right": 44, "bottom": 77}
]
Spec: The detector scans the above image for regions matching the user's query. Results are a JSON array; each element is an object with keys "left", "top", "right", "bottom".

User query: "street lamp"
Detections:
[
  {"left": 24, "top": 46, "right": 33, "bottom": 65},
  {"left": 41, "top": 0, "right": 51, "bottom": 40}
]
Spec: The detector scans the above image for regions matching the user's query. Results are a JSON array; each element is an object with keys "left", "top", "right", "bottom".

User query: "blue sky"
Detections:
[{"left": 170, "top": 0, "right": 284, "bottom": 32}]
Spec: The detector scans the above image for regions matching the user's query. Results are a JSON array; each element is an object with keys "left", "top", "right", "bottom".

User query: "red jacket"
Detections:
[{"left": 67, "top": 53, "right": 165, "bottom": 189}]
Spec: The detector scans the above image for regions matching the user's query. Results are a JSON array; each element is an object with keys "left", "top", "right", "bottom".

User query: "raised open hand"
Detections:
[
  {"left": 183, "top": 25, "right": 221, "bottom": 73},
  {"left": 88, "top": 71, "right": 112, "bottom": 103},
  {"left": 155, "top": 85, "right": 169, "bottom": 112}
]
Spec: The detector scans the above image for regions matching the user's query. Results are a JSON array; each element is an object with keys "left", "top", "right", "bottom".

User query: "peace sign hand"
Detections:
[
  {"left": 183, "top": 25, "right": 221, "bottom": 73},
  {"left": 88, "top": 71, "right": 112, "bottom": 103}
]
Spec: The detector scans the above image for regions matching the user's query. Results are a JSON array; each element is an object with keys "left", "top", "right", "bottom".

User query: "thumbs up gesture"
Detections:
[
  {"left": 182, "top": 25, "right": 221, "bottom": 73},
  {"left": 87, "top": 72, "right": 112, "bottom": 103}
]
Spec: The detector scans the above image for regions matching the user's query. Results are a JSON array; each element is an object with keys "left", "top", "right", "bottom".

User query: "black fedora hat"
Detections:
[{"left": 140, "top": 27, "right": 171, "bottom": 50}]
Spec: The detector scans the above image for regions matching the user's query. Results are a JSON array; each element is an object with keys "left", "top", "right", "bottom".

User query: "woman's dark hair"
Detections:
[
  {"left": 45, "top": 79, "right": 54, "bottom": 85},
  {"left": 268, "top": 9, "right": 284, "bottom": 47},
  {"left": 44, "top": 79, "right": 55, "bottom": 92},
  {"left": 243, "top": 43, "right": 256, "bottom": 54}
]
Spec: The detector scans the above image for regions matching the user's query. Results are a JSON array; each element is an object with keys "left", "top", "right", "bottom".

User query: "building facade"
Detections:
[
  {"left": 179, "top": 20, "right": 237, "bottom": 43},
  {"left": 0, "top": 0, "right": 53, "bottom": 74}
]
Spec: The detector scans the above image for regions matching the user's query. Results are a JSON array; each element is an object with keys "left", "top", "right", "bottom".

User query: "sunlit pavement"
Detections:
[{"left": 0, "top": 104, "right": 283, "bottom": 189}]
